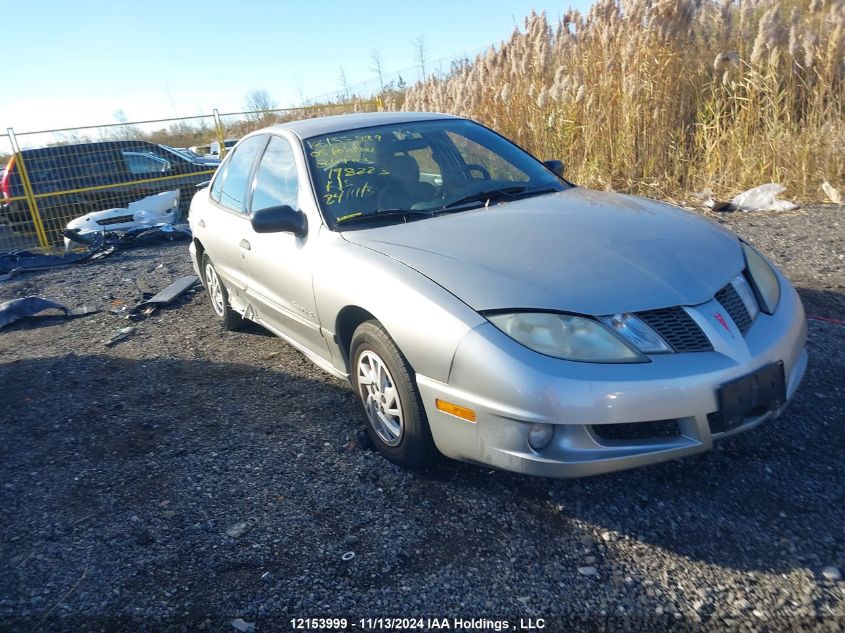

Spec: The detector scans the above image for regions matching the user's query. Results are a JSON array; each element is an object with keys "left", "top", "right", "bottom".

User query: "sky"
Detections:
[{"left": 2, "top": 0, "right": 591, "bottom": 135}]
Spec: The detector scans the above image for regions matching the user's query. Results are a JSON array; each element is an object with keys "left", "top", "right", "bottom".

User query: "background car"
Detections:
[
  {"left": 165, "top": 146, "right": 222, "bottom": 167},
  {"left": 207, "top": 139, "right": 238, "bottom": 158},
  {"left": 0, "top": 140, "right": 217, "bottom": 240},
  {"left": 188, "top": 111, "right": 807, "bottom": 478}
]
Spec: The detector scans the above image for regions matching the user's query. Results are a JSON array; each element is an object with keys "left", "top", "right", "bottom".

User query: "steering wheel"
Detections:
[{"left": 465, "top": 163, "right": 492, "bottom": 180}]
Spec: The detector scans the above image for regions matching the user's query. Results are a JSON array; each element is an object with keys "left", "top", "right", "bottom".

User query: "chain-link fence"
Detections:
[{"left": 0, "top": 100, "right": 379, "bottom": 252}]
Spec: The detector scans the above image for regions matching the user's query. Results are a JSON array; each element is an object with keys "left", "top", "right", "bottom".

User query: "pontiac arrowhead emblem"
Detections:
[{"left": 714, "top": 312, "right": 735, "bottom": 338}]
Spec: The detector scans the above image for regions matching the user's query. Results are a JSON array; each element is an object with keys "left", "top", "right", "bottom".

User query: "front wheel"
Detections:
[{"left": 350, "top": 321, "right": 436, "bottom": 469}]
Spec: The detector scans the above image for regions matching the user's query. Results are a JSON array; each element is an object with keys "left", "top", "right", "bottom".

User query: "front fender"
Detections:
[{"left": 313, "top": 232, "right": 485, "bottom": 382}]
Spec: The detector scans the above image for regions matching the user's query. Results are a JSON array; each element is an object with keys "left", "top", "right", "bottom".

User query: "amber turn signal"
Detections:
[{"left": 436, "top": 399, "right": 477, "bottom": 422}]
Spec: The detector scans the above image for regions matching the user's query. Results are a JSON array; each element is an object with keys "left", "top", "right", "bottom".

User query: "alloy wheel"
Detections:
[{"left": 356, "top": 350, "right": 404, "bottom": 446}]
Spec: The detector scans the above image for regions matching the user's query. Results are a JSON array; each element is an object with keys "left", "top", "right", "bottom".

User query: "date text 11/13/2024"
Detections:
[{"left": 290, "top": 617, "right": 548, "bottom": 630}]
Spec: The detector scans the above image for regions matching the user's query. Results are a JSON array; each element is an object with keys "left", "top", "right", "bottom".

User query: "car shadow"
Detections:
[
  {"left": 0, "top": 286, "right": 842, "bottom": 623},
  {"left": 421, "top": 284, "right": 844, "bottom": 576}
]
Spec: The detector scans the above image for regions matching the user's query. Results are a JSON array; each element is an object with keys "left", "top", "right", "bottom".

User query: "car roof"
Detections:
[
  {"left": 266, "top": 111, "right": 462, "bottom": 140},
  {"left": 19, "top": 139, "right": 157, "bottom": 157}
]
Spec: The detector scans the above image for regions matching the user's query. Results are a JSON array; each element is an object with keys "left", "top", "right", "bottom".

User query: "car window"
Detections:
[
  {"left": 122, "top": 151, "right": 170, "bottom": 175},
  {"left": 407, "top": 145, "right": 442, "bottom": 187},
  {"left": 75, "top": 149, "right": 122, "bottom": 180},
  {"left": 304, "top": 129, "right": 430, "bottom": 215},
  {"left": 210, "top": 161, "right": 227, "bottom": 203},
  {"left": 445, "top": 131, "right": 529, "bottom": 183},
  {"left": 215, "top": 135, "right": 266, "bottom": 213},
  {"left": 251, "top": 136, "right": 298, "bottom": 213},
  {"left": 303, "top": 119, "right": 565, "bottom": 226}
]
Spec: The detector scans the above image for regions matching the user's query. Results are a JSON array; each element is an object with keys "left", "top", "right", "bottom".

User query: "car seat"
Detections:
[{"left": 377, "top": 153, "right": 437, "bottom": 210}]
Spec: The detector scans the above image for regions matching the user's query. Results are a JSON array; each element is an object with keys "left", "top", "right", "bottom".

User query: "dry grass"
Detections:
[{"left": 403, "top": 0, "right": 845, "bottom": 202}]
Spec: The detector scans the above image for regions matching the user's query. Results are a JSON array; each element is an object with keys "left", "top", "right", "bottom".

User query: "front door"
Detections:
[{"left": 242, "top": 135, "right": 329, "bottom": 360}]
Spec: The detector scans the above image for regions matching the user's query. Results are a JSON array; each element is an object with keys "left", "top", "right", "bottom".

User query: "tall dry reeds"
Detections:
[{"left": 403, "top": 0, "right": 845, "bottom": 202}]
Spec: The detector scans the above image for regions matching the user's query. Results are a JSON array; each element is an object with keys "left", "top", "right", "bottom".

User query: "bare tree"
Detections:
[
  {"left": 243, "top": 89, "right": 278, "bottom": 126},
  {"left": 412, "top": 36, "right": 428, "bottom": 81},
  {"left": 338, "top": 66, "right": 350, "bottom": 101},
  {"left": 108, "top": 109, "right": 142, "bottom": 141},
  {"left": 370, "top": 49, "right": 385, "bottom": 93},
  {"left": 244, "top": 89, "right": 277, "bottom": 114}
]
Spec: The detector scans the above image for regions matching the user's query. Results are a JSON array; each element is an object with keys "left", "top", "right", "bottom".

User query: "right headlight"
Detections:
[
  {"left": 486, "top": 312, "right": 648, "bottom": 363},
  {"left": 742, "top": 242, "right": 781, "bottom": 314}
]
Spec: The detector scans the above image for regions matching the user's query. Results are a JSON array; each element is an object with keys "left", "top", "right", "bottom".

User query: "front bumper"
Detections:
[{"left": 416, "top": 278, "right": 808, "bottom": 478}]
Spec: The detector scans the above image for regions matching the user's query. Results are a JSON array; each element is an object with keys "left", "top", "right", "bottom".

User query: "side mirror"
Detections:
[
  {"left": 543, "top": 159, "right": 565, "bottom": 178},
  {"left": 251, "top": 205, "right": 308, "bottom": 238}
]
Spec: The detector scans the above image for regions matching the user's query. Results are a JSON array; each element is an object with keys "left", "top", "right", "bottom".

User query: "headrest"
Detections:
[{"left": 381, "top": 153, "right": 420, "bottom": 183}]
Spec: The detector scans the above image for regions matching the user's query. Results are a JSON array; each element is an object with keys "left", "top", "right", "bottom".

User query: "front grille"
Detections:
[
  {"left": 715, "top": 282, "right": 752, "bottom": 334},
  {"left": 635, "top": 307, "right": 713, "bottom": 352},
  {"left": 591, "top": 419, "right": 680, "bottom": 442},
  {"left": 95, "top": 214, "right": 136, "bottom": 226}
]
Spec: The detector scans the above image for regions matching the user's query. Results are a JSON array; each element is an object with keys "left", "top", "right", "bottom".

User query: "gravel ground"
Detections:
[{"left": 0, "top": 205, "right": 843, "bottom": 632}]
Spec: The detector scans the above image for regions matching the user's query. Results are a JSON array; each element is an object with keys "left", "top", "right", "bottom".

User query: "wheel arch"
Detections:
[
  {"left": 193, "top": 238, "right": 207, "bottom": 281},
  {"left": 335, "top": 305, "right": 378, "bottom": 373}
]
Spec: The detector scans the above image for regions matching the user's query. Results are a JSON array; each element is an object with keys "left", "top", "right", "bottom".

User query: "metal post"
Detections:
[
  {"left": 7, "top": 128, "right": 49, "bottom": 250},
  {"left": 212, "top": 109, "right": 227, "bottom": 159}
]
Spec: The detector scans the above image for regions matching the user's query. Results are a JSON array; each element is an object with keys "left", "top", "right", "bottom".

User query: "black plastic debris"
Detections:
[
  {"left": 0, "top": 242, "right": 111, "bottom": 281},
  {"left": 0, "top": 296, "right": 98, "bottom": 330},
  {"left": 127, "top": 275, "right": 198, "bottom": 321},
  {"left": 64, "top": 223, "right": 191, "bottom": 252}
]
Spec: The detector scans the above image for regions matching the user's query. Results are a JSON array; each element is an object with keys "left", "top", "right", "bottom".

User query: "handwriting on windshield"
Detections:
[{"left": 307, "top": 134, "right": 396, "bottom": 206}]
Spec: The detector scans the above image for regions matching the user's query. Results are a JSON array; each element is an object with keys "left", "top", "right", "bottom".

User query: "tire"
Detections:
[
  {"left": 350, "top": 320, "right": 436, "bottom": 469},
  {"left": 201, "top": 254, "right": 243, "bottom": 331}
]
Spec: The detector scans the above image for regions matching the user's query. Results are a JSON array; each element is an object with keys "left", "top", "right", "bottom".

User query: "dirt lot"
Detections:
[{"left": 0, "top": 206, "right": 843, "bottom": 632}]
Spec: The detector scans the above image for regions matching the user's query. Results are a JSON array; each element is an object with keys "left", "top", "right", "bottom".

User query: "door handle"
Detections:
[{"left": 239, "top": 239, "right": 251, "bottom": 251}]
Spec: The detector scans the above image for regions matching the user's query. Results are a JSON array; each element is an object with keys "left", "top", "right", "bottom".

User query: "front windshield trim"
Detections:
[{"left": 301, "top": 118, "right": 572, "bottom": 232}]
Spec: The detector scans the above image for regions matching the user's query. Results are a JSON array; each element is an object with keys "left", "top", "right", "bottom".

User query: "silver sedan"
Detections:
[{"left": 188, "top": 112, "right": 807, "bottom": 477}]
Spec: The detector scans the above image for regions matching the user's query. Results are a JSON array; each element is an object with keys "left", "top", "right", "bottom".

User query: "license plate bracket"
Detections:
[{"left": 717, "top": 361, "right": 786, "bottom": 432}]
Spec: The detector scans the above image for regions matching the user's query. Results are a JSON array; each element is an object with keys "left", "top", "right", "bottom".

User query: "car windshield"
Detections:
[{"left": 303, "top": 118, "right": 569, "bottom": 228}]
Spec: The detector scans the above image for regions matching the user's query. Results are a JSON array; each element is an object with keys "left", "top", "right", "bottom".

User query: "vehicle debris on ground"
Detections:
[
  {"left": 127, "top": 275, "right": 198, "bottom": 321},
  {"left": 64, "top": 190, "right": 181, "bottom": 243},
  {"left": 103, "top": 326, "right": 137, "bottom": 347},
  {"left": 0, "top": 242, "right": 113, "bottom": 281},
  {"left": 0, "top": 296, "right": 97, "bottom": 329},
  {"left": 821, "top": 181, "right": 842, "bottom": 205},
  {"left": 706, "top": 183, "right": 800, "bottom": 212}
]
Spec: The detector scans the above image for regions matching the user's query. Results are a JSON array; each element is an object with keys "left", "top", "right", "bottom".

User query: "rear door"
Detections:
[{"left": 194, "top": 135, "right": 268, "bottom": 306}]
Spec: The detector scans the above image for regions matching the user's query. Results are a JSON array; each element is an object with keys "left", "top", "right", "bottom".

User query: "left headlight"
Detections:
[
  {"left": 742, "top": 242, "right": 781, "bottom": 314},
  {"left": 486, "top": 312, "right": 647, "bottom": 363}
]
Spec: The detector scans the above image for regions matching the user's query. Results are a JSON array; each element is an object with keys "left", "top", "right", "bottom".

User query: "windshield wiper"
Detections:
[
  {"left": 515, "top": 186, "right": 560, "bottom": 199},
  {"left": 335, "top": 208, "right": 432, "bottom": 226},
  {"left": 438, "top": 185, "right": 561, "bottom": 213},
  {"left": 441, "top": 186, "right": 527, "bottom": 209}
]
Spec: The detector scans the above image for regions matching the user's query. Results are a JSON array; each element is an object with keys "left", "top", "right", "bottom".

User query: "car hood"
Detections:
[{"left": 342, "top": 188, "right": 744, "bottom": 315}]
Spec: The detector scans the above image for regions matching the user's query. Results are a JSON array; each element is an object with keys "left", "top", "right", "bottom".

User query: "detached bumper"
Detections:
[{"left": 416, "top": 281, "right": 807, "bottom": 478}]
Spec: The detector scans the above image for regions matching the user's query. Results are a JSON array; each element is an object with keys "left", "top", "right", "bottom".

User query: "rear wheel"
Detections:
[
  {"left": 202, "top": 254, "right": 243, "bottom": 331},
  {"left": 350, "top": 320, "right": 436, "bottom": 469}
]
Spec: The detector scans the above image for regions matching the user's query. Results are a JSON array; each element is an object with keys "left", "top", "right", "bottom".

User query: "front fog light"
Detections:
[{"left": 528, "top": 423, "right": 554, "bottom": 450}]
